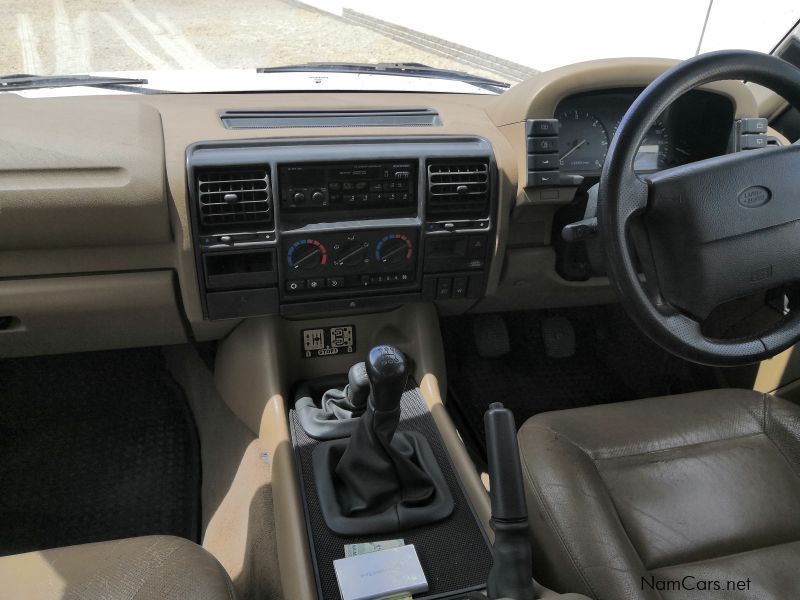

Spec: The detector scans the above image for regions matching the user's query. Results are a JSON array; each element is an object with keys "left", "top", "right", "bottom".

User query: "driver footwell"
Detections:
[{"left": 442, "top": 305, "right": 721, "bottom": 458}]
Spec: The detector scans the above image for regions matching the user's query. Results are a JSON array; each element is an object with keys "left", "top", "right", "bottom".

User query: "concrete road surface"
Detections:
[{"left": 1, "top": 0, "right": 509, "bottom": 82}]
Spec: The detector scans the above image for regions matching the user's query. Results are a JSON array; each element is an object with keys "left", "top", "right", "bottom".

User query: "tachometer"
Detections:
[{"left": 557, "top": 109, "right": 610, "bottom": 172}]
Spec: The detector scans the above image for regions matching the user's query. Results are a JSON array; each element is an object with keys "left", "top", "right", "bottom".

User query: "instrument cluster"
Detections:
[{"left": 554, "top": 89, "right": 735, "bottom": 176}]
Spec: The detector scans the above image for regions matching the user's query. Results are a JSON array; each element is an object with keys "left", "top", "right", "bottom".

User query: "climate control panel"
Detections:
[{"left": 281, "top": 228, "right": 418, "bottom": 297}]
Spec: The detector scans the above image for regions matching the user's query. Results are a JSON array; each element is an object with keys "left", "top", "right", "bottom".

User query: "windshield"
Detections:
[{"left": 2, "top": 0, "right": 800, "bottom": 94}]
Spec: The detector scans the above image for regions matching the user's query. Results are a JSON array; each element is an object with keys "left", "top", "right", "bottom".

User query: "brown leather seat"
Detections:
[
  {"left": 0, "top": 535, "right": 236, "bottom": 600},
  {"left": 518, "top": 389, "right": 800, "bottom": 600}
]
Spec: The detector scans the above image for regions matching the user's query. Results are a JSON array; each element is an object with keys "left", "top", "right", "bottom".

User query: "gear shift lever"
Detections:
[
  {"left": 294, "top": 362, "right": 370, "bottom": 440},
  {"left": 312, "top": 345, "right": 454, "bottom": 535},
  {"left": 365, "top": 345, "right": 408, "bottom": 411}
]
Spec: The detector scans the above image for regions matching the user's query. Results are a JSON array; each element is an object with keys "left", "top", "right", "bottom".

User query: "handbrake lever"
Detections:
[{"left": 484, "top": 403, "right": 535, "bottom": 600}]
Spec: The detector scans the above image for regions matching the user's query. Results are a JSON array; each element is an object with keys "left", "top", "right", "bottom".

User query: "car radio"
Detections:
[{"left": 278, "top": 160, "right": 417, "bottom": 214}]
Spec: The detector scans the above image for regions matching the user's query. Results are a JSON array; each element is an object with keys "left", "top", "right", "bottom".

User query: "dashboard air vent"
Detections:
[
  {"left": 197, "top": 168, "right": 272, "bottom": 230},
  {"left": 221, "top": 109, "right": 442, "bottom": 129},
  {"left": 426, "top": 161, "right": 489, "bottom": 219}
]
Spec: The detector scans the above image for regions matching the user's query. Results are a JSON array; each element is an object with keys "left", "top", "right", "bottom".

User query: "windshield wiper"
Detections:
[
  {"left": 257, "top": 62, "right": 510, "bottom": 91},
  {"left": 0, "top": 74, "right": 154, "bottom": 93}
]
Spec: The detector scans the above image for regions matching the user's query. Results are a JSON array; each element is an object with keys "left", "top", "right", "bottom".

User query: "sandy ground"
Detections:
[{"left": 1, "top": 0, "right": 508, "bottom": 82}]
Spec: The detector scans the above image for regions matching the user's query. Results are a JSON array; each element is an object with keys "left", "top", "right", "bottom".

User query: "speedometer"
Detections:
[{"left": 557, "top": 109, "right": 610, "bottom": 172}]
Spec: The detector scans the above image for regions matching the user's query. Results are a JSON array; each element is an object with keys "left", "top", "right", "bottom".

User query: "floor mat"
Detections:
[
  {"left": 442, "top": 306, "right": 719, "bottom": 457},
  {"left": 0, "top": 348, "right": 200, "bottom": 556}
]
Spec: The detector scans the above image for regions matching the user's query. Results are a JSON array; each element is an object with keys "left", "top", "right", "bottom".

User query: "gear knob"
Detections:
[
  {"left": 366, "top": 345, "right": 408, "bottom": 411},
  {"left": 345, "top": 362, "right": 370, "bottom": 409}
]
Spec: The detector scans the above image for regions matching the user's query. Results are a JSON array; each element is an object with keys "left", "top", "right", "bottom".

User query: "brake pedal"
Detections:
[
  {"left": 541, "top": 316, "right": 576, "bottom": 359},
  {"left": 473, "top": 314, "right": 510, "bottom": 358}
]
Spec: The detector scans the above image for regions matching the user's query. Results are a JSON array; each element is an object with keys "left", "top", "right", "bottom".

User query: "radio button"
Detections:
[
  {"left": 306, "top": 278, "right": 325, "bottom": 290},
  {"left": 342, "top": 182, "right": 354, "bottom": 191},
  {"left": 355, "top": 181, "right": 368, "bottom": 191},
  {"left": 370, "top": 183, "right": 382, "bottom": 192},
  {"left": 328, "top": 182, "right": 341, "bottom": 191}
]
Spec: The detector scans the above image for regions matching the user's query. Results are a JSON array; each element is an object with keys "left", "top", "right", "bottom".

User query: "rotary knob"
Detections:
[
  {"left": 376, "top": 234, "right": 413, "bottom": 265},
  {"left": 287, "top": 239, "right": 327, "bottom": 271},
  {"left": 334, "top": 241, "right": 369, "bottom": 267}
]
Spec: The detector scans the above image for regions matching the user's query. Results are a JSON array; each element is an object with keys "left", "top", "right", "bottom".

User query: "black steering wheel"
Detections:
[{"left": 600, "top": 50, "right": 800, "bottom": 366}]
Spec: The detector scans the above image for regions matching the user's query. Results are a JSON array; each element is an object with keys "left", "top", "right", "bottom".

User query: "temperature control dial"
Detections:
[
  {"left": 287, "top": 239, "right": 328, "bottom": 271},
  {"left": 375, "top": 234, "right": 413, "bottom": 265}
]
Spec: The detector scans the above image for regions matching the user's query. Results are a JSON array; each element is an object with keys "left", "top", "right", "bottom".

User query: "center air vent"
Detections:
[
  {"left": 197, "top": 168, "right": 272, "bottom": 231},
  {"left": 426, "top": 161, "right": 490, "bottom": 219}
]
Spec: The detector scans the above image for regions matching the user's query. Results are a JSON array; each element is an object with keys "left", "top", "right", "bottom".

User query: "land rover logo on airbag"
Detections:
[{"left": 738, "top": 186, "right": 771, "bottom": 208}]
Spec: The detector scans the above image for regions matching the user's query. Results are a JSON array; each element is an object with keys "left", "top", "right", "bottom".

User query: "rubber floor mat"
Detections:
[
  {"left": 441, "top": 306, "right": 718, "bottom": 457},
  {"left": 0, "top": 348, "right": 200, "bottom": 556}
]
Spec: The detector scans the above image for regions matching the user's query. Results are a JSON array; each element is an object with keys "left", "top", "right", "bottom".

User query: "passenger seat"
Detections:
[{"left": 0, "top": 535, "right": 235, "bottom": 600}]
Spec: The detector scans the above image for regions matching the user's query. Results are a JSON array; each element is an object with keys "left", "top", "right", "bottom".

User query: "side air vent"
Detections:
[
  {"left": 426, "top": 161, "right": 490, "bottom": 219},
  {"left": 196, "top": 168, "right": 272, "bottom": 231}
]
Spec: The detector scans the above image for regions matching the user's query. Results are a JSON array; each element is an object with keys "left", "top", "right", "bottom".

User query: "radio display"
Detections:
[{"left": 279, "top": 160, "right": 417, "bottom": 214}]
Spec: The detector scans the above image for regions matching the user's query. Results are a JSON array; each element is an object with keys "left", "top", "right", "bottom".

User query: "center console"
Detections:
[
  {"left": 289, "top": 345, "right": 493, "bottom": 600},
  {"left": 186, "top": 137, "right": 497, "bottom": 320}
]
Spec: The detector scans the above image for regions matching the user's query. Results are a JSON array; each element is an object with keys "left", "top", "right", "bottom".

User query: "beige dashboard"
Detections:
[{"left": 0, "top": 58, "right": 759, "bottom": 357}]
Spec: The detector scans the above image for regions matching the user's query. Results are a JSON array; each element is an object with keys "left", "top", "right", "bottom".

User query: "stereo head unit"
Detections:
[{"left": 278, "top": 160, "right": 417, "bottom": 215}]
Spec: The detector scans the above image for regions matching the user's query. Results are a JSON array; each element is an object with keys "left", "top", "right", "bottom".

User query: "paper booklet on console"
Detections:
[{"left": 333, "top": 543, "right": 428, "bottom": 600}]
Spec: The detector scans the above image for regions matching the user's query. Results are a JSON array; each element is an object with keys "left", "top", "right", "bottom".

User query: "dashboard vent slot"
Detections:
[
  {"left": 197, "top": 168, "right": 272, "bottom": 230},
  {"left": 426, "top": 161, "right": 490, "bottom": 219},
  {"left": 221, "top": 109, "right": 442, "bottom": 129}
]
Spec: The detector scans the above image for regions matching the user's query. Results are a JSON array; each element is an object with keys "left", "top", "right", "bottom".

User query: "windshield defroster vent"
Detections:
[
  {"left": 196, "top": 168, "right": 272, "bottom": 231},
  {"left": 426, "top": 161, "right": 490, "bottom": 220},
  {"left": 221, "top": 109, "right": 442, "bottom": 129}
]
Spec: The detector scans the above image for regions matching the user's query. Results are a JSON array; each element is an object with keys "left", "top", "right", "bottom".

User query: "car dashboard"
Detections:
[{"left": 0, "top": 57, "right": 766, "bottom": 356}]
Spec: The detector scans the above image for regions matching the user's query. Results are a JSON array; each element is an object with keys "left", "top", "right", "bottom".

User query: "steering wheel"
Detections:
[{"left": 600, "top": 50, "right": 800, "bottom": 367}]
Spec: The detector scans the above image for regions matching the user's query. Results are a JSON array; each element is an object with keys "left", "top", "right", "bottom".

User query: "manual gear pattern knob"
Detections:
[{"left": 366, "top": 345, "right": 408, "bottom": 411}]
